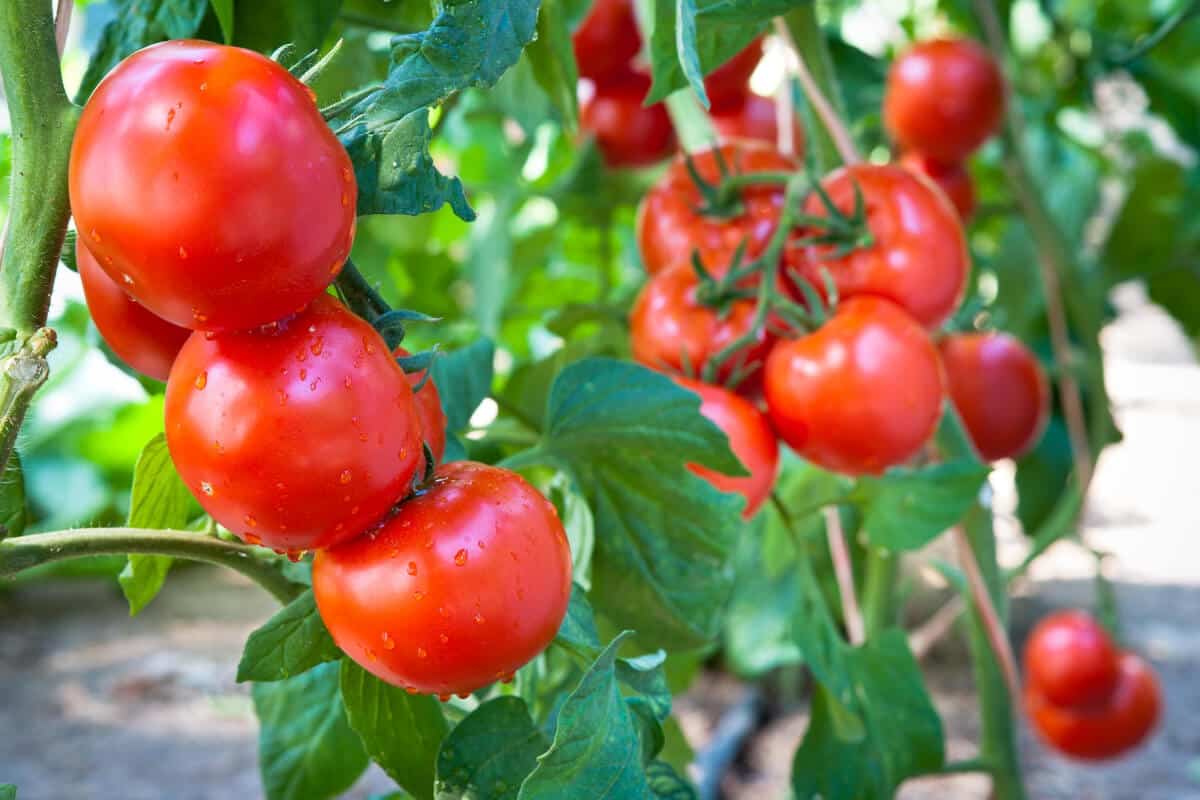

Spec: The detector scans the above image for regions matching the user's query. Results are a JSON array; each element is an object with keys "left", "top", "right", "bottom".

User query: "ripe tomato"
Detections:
[
  {"left": 70, "top": 40, "right": 356, "bottom": 331},
  {"left": 580, "top": 69, "right": 676, "bottom": 169},
  {"left": 638, "top": 142, "right": 797, "bottom": 276},
  {"left": 676, "top": 377, "right": 779, "bottom": 518},
  {"left": 395, "top": 348, "right": 447, "bottom": 465},
  {"left": 313, "top": 461, "right": 572, "bottom": 697},
  {"left": 165, "top": 295, "right": 423, "bottom": 552},
  {"left": 572, "top": 0, "right": 641, "bottom": 83},
  {"left": 883, "top": 37, "right": 1005, "bottom": 163},
  {"left": 705, "top": 37, "right": 764, "bottom": 113},
  {"left": 1023, "top": 611, "right": 1121, "bottom": 710},
  {"left": 900, "top": 152, "right": 976, "bottom": 221},
  {"left": 940, "top": 332, "right": 1050, "bottom": 461},
  {"left": 785, "top": 163, "right": 968, "bottom": 329},
  {"left": 630, "top": 261, "right": 774, "bottom": 390},
  {"left": 1027, "top": 653, "right": 1162, "bottom": 761},
  {"left": 77, "top": 240, "right": 190, "bottom": 382},
  {"left": 764, "top": 297, "right": 944, "bottom": 475},
  {"left": 712, "top": 93, "right": 805, "bottom": 153}
]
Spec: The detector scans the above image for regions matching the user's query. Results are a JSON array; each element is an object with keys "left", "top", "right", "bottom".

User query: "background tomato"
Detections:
[
  {"left": 77, "top": 240, "right": 190, "bottom": 382},
  {"left": 69, "top": 40, "right": 356, "bottom": 331},
  {"left": 712, "top": 94, "right": 806, "bottom": 152},
  {"left": 313, "top": 461, "right": 572, "bottom": 697},
  {"left": 1023, "top": 611, "right": 1121, "bottom": 710},
  {"left": 580, "top": 70, "right": 676, "bottom": 168},
  {"left": 765, "top": 297, "right": 944, "bottom": 475},
  {"left": 883, "top": 37, "right": 1005, "bottom": 163},
  {"left": 705, "top": 37, "right": 764, "bottom": 112},
  {"left": 165, "top": 295, "right": 423, "bottom": 552},
  {"left": 638, "top": 142, "right": 797, "bottom": 275},
  {"left": 1027, "top": 653, "right": 1162, "bottom": 761},
  {"left": 785, "top": 163, "right": 968, "bottom": 329},
  {"left": 940, "top": 331, "right": 1050, "bottom": 461},
  {"left": 676, "top": 377, "right": 779, "bottom": 517},
  {"left": 572, "top": 0, "right": 641, "bottom": 83},
  {"left": 900, "top": 152, "right": 976, "bottom": 220}
]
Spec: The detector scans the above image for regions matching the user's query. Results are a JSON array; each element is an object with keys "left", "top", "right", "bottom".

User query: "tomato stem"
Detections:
[{"left": 334, "top": 257, "right": 392, "bottom": 322}]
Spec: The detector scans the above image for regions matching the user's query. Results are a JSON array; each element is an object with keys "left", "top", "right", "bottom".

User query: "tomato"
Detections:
[
  {"left": 940, "top": 332, "right": 1050, "bottom": 461},
  {"left": 573, "top": 0, "right": 641, "bottom": 83},
  {"left": 784, "top": 163, "right": 968, "bottom": 330},
  {"left": 313, "top": 461, "right": 572, "bottom": 697},
  {"left": 1027, "top": 653, "right": 1162, "bottom": 761},
  {"left": 712, "top": 93, "right": 805, "bottom": 152},
  {"left": 900, "top": 152, "right": 976, "bottom": 221},
  {"left": 630, "top": 261, "right": 774, "bottom": 390},
  {"left": 165, "top": 295, "right": 423, "bottom": 552},
  {"left": 705, "top": 37, "right": 764, "bottom": 113},
  {"left": 69, "top": 40, "right": 356, "bottom": 332},
  {"left": 395, "top": 348, "right": 447, "bottom": 466},
  {"left": 580, "top": 69, "right": 676, "bottom": 169},
  {"left": 1023, "top": 610, "right": 1121, "bottom": 710},
  {"left": 883, "top": 37, "right": 1005, "bottom": 163},
  {"left": 77, "top": 240, "right": 190, "bottom": 382},
  {"left": 676, "top": 377, "right": 779, "bottom": 518},
  {"left": 638, "top": 142, "right": 797, "bottom": 276},
  {"left": 764, "top": 297, "right": 944, "bottom": 475}
]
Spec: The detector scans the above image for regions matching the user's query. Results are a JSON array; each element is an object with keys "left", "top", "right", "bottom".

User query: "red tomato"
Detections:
[
  {"left": 712, "top": 93, "right": 806, "bottom": 153},
  {"left": 676, "top": 377, "right": 779, "bottom": 518},
  {"left": 313, "top": 461, "right": 572, "bottom": 697},
  {"left": 883, "top": 37, "right": 1005, "bottom": 163},
  {"left": 940, "top": 332, "right": 1050, "bottom": 461},
  {"left": 900, "top": 152, "right": 976, "bottom": 221},
  {"left": 1023, "top": 610, "right": 1121, "bottom": 710},
  {"left": 705, "top": 37, "right": 764, "bottom": 113},
  {"left": 70, "top": 41, "right": 356, "bottom": 331},
  {"left": 764, "top": 297, "right": 944, "bottom": 475},
  {"left": 395, "top": 348, "right": 447, "bottom": 465},
  {"left": 165, "top": 295, "right": 423, "bottom": 552},
  {"left": 785, "top": 163, "right": 968, "bottom": 329},
  {"left": 573, "top": 0, "right": 641, "bottom": 83},
  {"left": 630, "top": 261, "right": 774, "bottom": 390},
  {"left": 1027, "top": 653, "right": 1162, "bottom": 761},
  {"left": 638, "top": 142, "right": 797, "bottom": 276},
  {"left": 77, "top": 240, "right": 190, "bottom": 382},
  {"left": 580, "top": 70, "right": 676, "bottom": 168}
]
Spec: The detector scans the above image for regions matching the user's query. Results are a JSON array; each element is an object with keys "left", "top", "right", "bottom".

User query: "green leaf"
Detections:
[
  {"left": 340, "top": 659, "right": 448, "bottom": 800},
  {"left": 547, "top": 474, "right": 595, "bottom": 590},
  {"left": 673, "top": 0, "right": 711, "bottom": 109},
  {"left": 429, "top": 338, "right": 495, "bottom": 461},
  {"left": 851, "top": 461, "right": 989, "bottom": 552},
  {"left": 0, "top": 784, "right": 14, "bottom": 800},
  {"left": 647, "top": 760, "right": 697, "bottom": 799},
  {"left": 554, "top": 583, "right": 603, "bottom": 659},
  {"left": 234, "top": 0, "right": 341, "bottom": 53},
  {"left": 237, "top": 590, "right": 341, "bottom": 683},
  {"left": 434, "top": 697, "right": 549, "bottom": 800},
  {"left": 0, "top": 451, "right": 26, "bottom": 541},
  {"left": 118, "top": 434, "right": 195, "bottom": 615},
  {"left": 253, "top": 662, "right": 369, "bottom": 800},
  {"left": 527, "top": 0, "right": 580, "bottom": 130},
  {"left": 532, "top": 359, "right": 744, "bottom": 651},
  {"left": 209, "top": 0, "right": 234, "bottom": 42},
  {"left": 76, "top": 0, "right": 211, "bottom": 101}
]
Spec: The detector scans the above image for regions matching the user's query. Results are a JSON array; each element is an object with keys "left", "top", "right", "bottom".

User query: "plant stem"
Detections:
[
  {"left": 334, "top": 257, "right": 391, "bottom": 322},
  {"left": 1112, "top": 0, "right": 1200, "bottom": 64},
  {"left": 823, "top": 506, "right": 864, "bottom": 646},
  {"left": 0, "top": 528, "right": 303, "bottom": 604},
  {"left": 861, "top": 547, "right": 897, "bottom": 636},
  {"left": 776, "top": 10, "right": 860, "bottom": 167},
  {"left": 909, "top": 594, "right": 967, "bottom": 659},
  {"left": 0, "top": 328, "right": 54, "bottom": 474},
  {"left": 54, "top": 0, "right": 72, "bottom": 54},
  {"left": 953, "top": 525, "right": 1021, "bottom": 705}
]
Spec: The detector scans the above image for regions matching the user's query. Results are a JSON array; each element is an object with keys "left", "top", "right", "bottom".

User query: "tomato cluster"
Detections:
[
  {"left": 70, "top": 41, "right": 571, "bottom": 698},
  {"left": 1023, "top": 611, "right": 1161, "bottom": 760}
]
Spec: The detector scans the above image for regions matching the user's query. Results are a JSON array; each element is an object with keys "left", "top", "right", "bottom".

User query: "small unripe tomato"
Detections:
[{"left": 1023, "top": 610, "right": 1121, "bottom": 710}]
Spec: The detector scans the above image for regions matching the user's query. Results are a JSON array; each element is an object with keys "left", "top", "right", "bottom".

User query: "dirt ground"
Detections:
[{"left": 1, "top": 284, "right": 1197, "bottom": 799}]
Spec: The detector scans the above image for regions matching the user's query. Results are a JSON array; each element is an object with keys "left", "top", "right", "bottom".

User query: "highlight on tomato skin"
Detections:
[{"left": 312, "top": 461, "right": 573, "bottom": 698}]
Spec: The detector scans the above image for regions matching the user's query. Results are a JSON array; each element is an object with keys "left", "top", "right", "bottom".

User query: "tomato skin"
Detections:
[
  {"left": 705, "top": 37, "right": 764, "bottom": 113},
  {"left": 676, "top": 377, "right": 779, "bottom": 518},
  {"left": 1027, "top": 653, "right": 1161, "bottom": 761},
  {"left": 69, "top": 40, "right": 356, "bottom": 331},
  {"left": 764, "top": 297, "right": 944, "bottom": 475},
  {"left": 900, "top": 152, "right": 976, "bottom": 221},
  {"left": 395, "top": 348, "right": 447, "bottom": 465},
  {"left": 1023, "top": 611, "right": 1121, "bottom": 710},
  {"left": 883, "top": 37, "right": 1005, "bottom": 163},
  {"left": 785, "top": 163, "right": 968, "bottom": 330},
  {"left": 580, "top": 70, "right": 676, "bottom": 169},
  {"left": 630, "top": 261, "right": 774, "bottom": 390},
  {"left": 712, "top": 93, "right": 805, "bottom": 153},
  {"left": 165, "top": 295, "right": 423, "bottom": 552},
  {"left": 313, "top": 461, "right": 572, "bottom": 696},
  {"left": 940, "top": 332, "right": 1050, "bottom": 461},
  {"left": 638, "top": 142, "right": 797, "bottom": 276},
  {"left": 77, "top": 240, "right": 190, "bottom": 382},
  {"left": 572, "top": 0, "right": 641, "bottom": 83}
]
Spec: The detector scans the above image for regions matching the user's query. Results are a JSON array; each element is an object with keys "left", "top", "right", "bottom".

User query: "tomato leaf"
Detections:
[
  {"left": 233, "top": 0, "right": 341, "bottom": 54},
  {"left": 253, "top": 662, "right": 369, "bottom": 800},
  {"left": 554, "top": 583, "right": 603, "bottom": 660},
  {"left": 647, "top": 761, "right": 697, "bottom": 799},
  {"left": 0, "top": 451, "right": 26, "bottom": 541},
  {"left": 434, "top": 697, "right": 549, "bottom": 800},
  {"left": 237, "top": 590, "right": 341, "bottom": 683},
  {"left": 528, "top": 359, "right": 744, "bottom": 651},
  {"left": 208, "top": 0, "right": 234, "bottom": 43},
  {"left": 429, "top": 338, "right": 495, "bottom": 462},
  {"left": 526, "top": 0, "right": 580, "bottom": 131},
  {"left": 673, "top": 0, "right": 712, "bottom": 109},
  {"left": 0, "top": 785, "right": 14, "bottom": 800},
  {"left": 851, "top": 461, "right": 989, "bottom": 552},
  {"left": 340, "top": 659, "right": 448, "bottom": 800},
  {"left": 118, "top": 434, "right": 196, "bottom": 616}
]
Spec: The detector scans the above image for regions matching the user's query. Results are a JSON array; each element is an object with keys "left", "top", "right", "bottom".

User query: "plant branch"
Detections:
[
  {"left": 774, "top": 61, "right": 796, "bottom": 157},
  {"left": 953, "top": 525, "right": 1021, "bottom": 709},
  {"left": 824, "top": 506, "right": 864, "bottom": 646},
  {"left": 334, "top": 257, "right": 392, "bottom": 322},
  {"left": 1112, "top": 0, "right": 1200, "bottom": 64},
  {"left": 54, "top": 0, "right": 72, "bottom": 55},
  {"left": 0, "top": 527, "right": 304, "bottom": 604},
  {"left": 774, "top": 14, "right": 860, "bottom": 166},
  {"left": 910, "top": 594, "right": 967, "bottom": 660}
]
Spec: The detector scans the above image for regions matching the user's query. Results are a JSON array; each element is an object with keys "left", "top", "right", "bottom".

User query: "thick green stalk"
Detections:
[
  {"left": 781, "top": 6, "right": 853, "bottom": 172},
  {"left": 861, "top": 548, "right": 898, "bottom": 636}
]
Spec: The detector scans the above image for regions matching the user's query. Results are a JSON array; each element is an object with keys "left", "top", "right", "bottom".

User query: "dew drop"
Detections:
[
  {"left": 310, "top": 338, "right": 324, "bottom": 356},
  {"left": 477, "top": 539, "right": 486, "bottom": 550},
  {"left": 342, "top": 167, "right": 352, "bottom": 182},
  {"left": 200, "top": 481, "right": 214, "bottom": 496},
  {"left": 194, "top": 371, "right": 207, "bottom": 390},
  {"left": 366, "top": 647, "right": 377, "bottom": 662},
  {"left": 416, "top": 647, "right": 428, "bottom": 659},
  {"left": 405, "top": 686, "right": 418, "bottom": 695},
  {"left": 309, "top": 379, "right": 319, "bottom": 392},
  {"left": 192, "top": 310, "right": 208, "bottom": 324},
  {"left": 165, "top": 107, "right": 176, "bottom": 129},
  {"left": 178, "top": 245, "right": 188, "bottom": 259},
  {"left": 474, "top": 612, "right": 485, "bottom": 625},
  {"left": 90, "top": 228, "right": 102, "bottom": 243},
  {"left": 381, "top": 632, "right": 395, "bottom": 650},
  {"left": 244, "top": 532, "right": 262, "bottom": 546},
  {"left": 407, "top": 561, "right": 418, "bottom": 576},
  {"left": 414, "top": 590, "right": 425, "bottom": 600},
  {"left": 199, "top": 81, "right": 207, "bottom": 92},
  {"left": 243, "top": 514, "right": 257, "bottom": 527},
  {"left": 339, "top": 469, "right": 352, "bottom": 485},
  {"left": 278, "top": 390, "right": 288, "bottom": 406},
  {"left": 438, "top": 606, "right": 449, "bottom": 618},
  {"left": 359, "top": 433, "right": 369, "bottom": 442},
  {"left": 122, "top": 273, "right": 134, "bottom": 286},
  {"left": 454, "top": 549, "right": 468, "bottom": 566},
  {"left": 344, "top": 376, "right": 353, "bottom": 388},
  {"left": 439, "top": 633, "right": 449, "bottom": 644},
  {"left": 341, "top": 192, "right": 349, "bottom": 207},
  {"left": 438, "top": 692, "right": 451, "bottom": 702},
  {"left": 299, "top": 368, "right": 307, "bottom": 381}
]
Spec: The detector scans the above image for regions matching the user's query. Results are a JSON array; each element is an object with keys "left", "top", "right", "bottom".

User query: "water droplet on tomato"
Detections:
[
  {"left": 90, "top": 229, "right": 102, "bottom": 243},
  {"left": 341, "top": 192, "right": 349, "bottom": 207},
  {"left": 192, "top": 309, "right": 208, "bottom": 323},
  {"left": 407, "top": 561, "right": 418, "bottom": 576},
  {"left": 298, "top": 368, "right": 307, "bottom": 381},
  {"left": 277, "top": 390, "right": 287, "bottom": 405},
  {"left": 177, "top": 245, "right": 187, "bottom": 259},
  {"left": 339, "top": 469, "right": 352, "bottom": 485},
  {"left": 243, "top": 514, "right": 257, "bottom": 527},
  {"left": 310, "top": 338, "right": 324, "bottom": 356},
  {"left": 199, "top": 82, "right": 207, "bottom": 92},
  {"left": 477, "top": 540, "right": 486, "bottom": 550},
  {"left": 416, "top": 646, "right": 427, "bottom": 659},
  {"left": 343, "top": 377, "right": 352, "bottom": 388},
  {"left": 165, "top": 108, "right": 176, "bottom": 129},
  {"left": 381, "top": 632, "right": 395, "bottom": 650},
  {"left": 474, "top": 612, "right": 485, "bottom": 625},
  {"left": 438, "top": 606, "right": 449, "bottom": 618},
  {"left": 414, "top": 590, "right": 425, "bottom": 600},
  {"left": 454, "top": 549, "right": 468, "bottom": 566},
  {"left": 438, "top": 692, "right": 451, "bottom": 702},
  {"left": 286, "top": 550, "right": 303, "bottom": 563},
  {"left": 405, "top": 686, "right": 418, "bottom": 694},
  {"left": 194, "top": 371, "right": 207, "bottom": 390},
  {"left": 440, "top": 633, "right": 449, "bottom": 644},
  {"left": 243, "top": 532, "right": 262, "bottom": 546},
  {"left": 121, "top": 272, "right": 133, "bottom": 285},
  {"left": 200, "top": 481, "right": 214, "bottom": 496}
]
